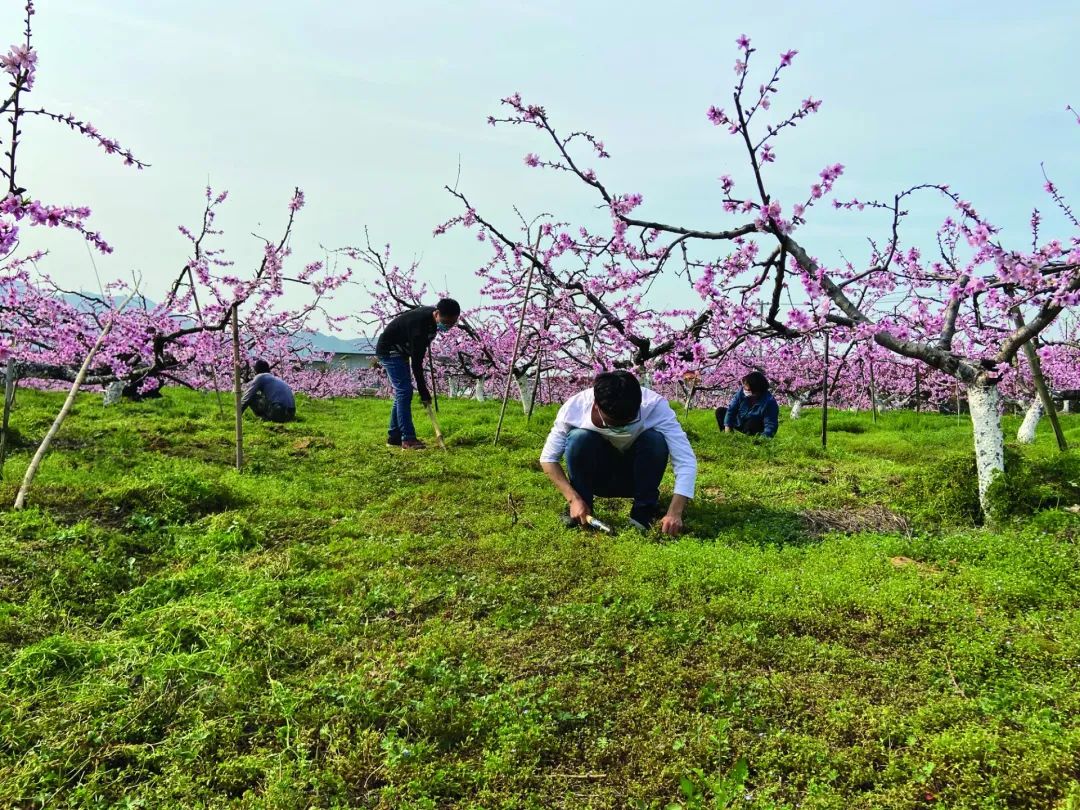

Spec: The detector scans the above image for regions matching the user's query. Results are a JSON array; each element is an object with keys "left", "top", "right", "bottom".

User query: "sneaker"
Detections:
[
  {"left": 628, "top": 505, "right": 662, "bottom": 532},
  {"left": 387, "top": 436, "right": 402, "bottom": 447},
  {"left": 401, "top": 439, "right": 427, "bottom": 450}
]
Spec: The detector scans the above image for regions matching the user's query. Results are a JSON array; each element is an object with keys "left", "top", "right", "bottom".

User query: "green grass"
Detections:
[{"left": 1, "top": 389, "right": 1080, "bottom": 809}]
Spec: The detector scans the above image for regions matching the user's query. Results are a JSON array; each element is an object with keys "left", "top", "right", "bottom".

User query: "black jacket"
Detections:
[{"left": 375, "top": 306, "right": 437, "bottom": 400}]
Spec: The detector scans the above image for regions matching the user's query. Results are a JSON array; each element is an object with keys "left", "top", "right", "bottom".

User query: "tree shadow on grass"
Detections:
[{"left": 686, "top": 497, "right": 815, "bottom": 546}]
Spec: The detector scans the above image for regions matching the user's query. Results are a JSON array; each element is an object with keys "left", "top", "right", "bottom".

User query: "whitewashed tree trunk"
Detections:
[
  {"left": 474, "top": 379, "right": 487, "bottom": 402},
  {"left": 1065, "top": 399, "right": 1074, "bottom": 414},
  {"left": 1017, "top": 398, "right": 1043, "bottom": 444},
  {"left": 103, "top": 381, "right": 124, "bottom": 406},
  {"left": 790, "top": 397, "right": 804, "bottom": 420},
  {"left": 447, "top": 378, "right": 460, "bottom": 398},
  {"left": 515, "top": 376, "right": 536, "bottom": 415},
  {"left": 967, "top": 384, "right": 1005, "bottom": 518}
]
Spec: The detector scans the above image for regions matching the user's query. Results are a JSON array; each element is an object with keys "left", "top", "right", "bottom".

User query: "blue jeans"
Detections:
[
  {"left": 564, "top": 428, "right": 668, "bottom": 522},
  {"left": 378, "top": 355, "right": 416, "bottom": 442}
]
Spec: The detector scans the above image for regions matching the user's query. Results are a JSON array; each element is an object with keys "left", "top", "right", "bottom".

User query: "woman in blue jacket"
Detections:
[{"left": 716, "top": 371, "right": 779, "bottom": 438}]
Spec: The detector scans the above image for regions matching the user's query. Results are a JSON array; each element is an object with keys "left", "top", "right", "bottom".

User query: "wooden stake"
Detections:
[
  {"left": 821, "top": 331, "right": 829, "bottom": 449},
  {"left": 15, "top": 290, "right": 135, "bottom": 509},
  {"left": 232, "top": 303, "right": 244, "bottom": 471},
  {"left": 0, "top": 357, "right": 16, "bottom": 477}
]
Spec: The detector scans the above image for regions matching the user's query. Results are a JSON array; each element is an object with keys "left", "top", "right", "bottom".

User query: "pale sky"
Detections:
[{"left": 6, "top": 0, "right": 1078, "bottom": 337}]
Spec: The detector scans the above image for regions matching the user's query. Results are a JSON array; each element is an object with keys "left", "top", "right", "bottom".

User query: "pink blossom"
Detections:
[{"left": 707, "top": 106, "right": 728, "bottom": 126}]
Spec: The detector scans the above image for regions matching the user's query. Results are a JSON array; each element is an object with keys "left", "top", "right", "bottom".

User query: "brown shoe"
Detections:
[{"left": 401, "top": 439, "right": 427, "bottom": 450}]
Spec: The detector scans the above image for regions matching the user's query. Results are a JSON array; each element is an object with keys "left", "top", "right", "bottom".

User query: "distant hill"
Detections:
[
  {"left": 56, "top": 291, "right": 374, "bottom": 355},
  {"left": 298, "top": 331, "right": 376, "bottom": 355}
]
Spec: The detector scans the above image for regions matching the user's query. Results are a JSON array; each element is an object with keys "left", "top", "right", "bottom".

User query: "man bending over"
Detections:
[
  {"left": 540, "top": 370, "right": 696, "bottom": 537},
  {"left": 241, "top": 359, "right": 296, "bottom": 423}
]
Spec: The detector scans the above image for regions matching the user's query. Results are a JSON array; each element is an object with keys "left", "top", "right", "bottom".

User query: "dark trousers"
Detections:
[
  {"left": 378, "top": 355, "right": 416, "bottom": 442},
  {"left": 715, "top": 406, "right": 763, "bottom": 435},
  {"left": 251, "top": 393, "right": 295, "bottom": 423},
  {"left": 564, "top": 428, "right": 668, "bottom": 522}
]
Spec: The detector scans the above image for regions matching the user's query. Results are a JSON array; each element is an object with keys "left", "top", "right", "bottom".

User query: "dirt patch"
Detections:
[
  {"left": 290, "top": 436, "right": 334, "bottom": 455},
  {"left": 800, "top": 504, "right": 909, "bottom": 537},
  {"left": 889, "top": 556, "right": 940, "bottom": 574}
]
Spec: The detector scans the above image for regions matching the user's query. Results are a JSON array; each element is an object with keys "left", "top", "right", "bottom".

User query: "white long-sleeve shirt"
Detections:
[{"left": 539, "top": 387, "right": 697, "bottom": 498}]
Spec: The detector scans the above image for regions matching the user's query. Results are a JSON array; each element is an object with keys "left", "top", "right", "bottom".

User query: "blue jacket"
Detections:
[{"left": 724, "top": 390, "right": 779, "bottom": 438}]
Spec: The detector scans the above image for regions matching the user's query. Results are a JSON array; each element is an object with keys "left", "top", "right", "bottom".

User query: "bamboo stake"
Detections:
[
  {"left": 15, "top": 290, "right": 136, "bottom": 509},
  {"left": 232, "top": 303, "right": 244, "bottom": 471}
]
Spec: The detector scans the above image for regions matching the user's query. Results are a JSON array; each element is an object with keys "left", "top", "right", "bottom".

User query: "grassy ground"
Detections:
[{"left": 1, "top": 389, "right": 1079, "bottom": 809}]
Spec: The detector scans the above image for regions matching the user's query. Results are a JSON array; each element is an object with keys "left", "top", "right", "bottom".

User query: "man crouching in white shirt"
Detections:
[{"left": 539, "top": 370, "right": 696, "bottom": 536}]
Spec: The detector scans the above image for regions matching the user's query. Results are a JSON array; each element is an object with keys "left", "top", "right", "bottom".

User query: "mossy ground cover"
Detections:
[{"left": 1, "top": 389, "right": 1079, "bottom": 809}]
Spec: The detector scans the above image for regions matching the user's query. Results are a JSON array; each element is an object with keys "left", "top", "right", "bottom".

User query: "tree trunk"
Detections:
[
  {"left": 515, "top": 375, "right": 536, "bottom": 416},
  {"left": 790, "top": 397, "right": 804, "bottom": 420},
  {"left": 967, "top": 383, "right": 1005, "bottom": 519},
  {"left": 474, "top": 379, "right": 486, "bottom": 402},
  {"left": 1017, "top": 398, "right": 1043, "bottom": 444}
]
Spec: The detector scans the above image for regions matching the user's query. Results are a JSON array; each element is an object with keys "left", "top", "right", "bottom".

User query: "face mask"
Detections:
[
  {"left": 595, "top": 407, "right": 638, "bottom": 435},
  {"left": 436, "top": 322, "right": 451, "bottom": 333}
]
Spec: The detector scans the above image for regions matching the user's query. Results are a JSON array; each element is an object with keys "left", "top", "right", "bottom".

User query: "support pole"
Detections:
[
  {"left": 232, "top": 303, "right": 244, "bottom": 471},
  {"left": 915, "top": 365, "right": 921, "bottom": 414},
  {"left": 15, "top": 291, "right": 135, "bottom": 509}
]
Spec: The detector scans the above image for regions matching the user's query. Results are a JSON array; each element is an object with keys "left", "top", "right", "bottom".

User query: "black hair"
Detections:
[
  {"left": 593, "top": 370, "right": 642, "bottom": 421},
  {"left": 742, "top": 370, "right": 769, "bottom": 396},
  {"left": 436, "top": 298, "right": 461, "bottom": 320},
  {"left": 254, "top": 359, "right": 271, "bottom": 375}
]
